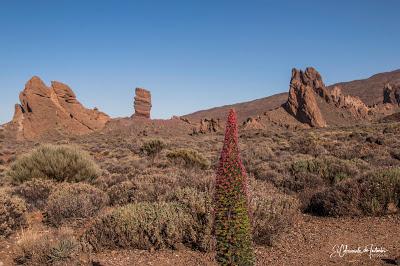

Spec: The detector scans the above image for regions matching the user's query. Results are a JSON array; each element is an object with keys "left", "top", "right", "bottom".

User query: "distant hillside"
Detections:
[
  {"left": 183, "top": 69, "right": 400, "bottom": 122},
  {"left": 328, "top": 69, "right": 400, "bottom": 106}
]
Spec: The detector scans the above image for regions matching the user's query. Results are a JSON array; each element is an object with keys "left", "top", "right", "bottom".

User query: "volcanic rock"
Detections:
[
  {"left": 383, "top": 83, "right": 400, "bottom": 105},
  {"left": 133, "top": 88, "right": 152, "bottom": 118},
  {"left": 285, "top": 68, "right": 327, "bottom": 127},
  {"left": 10, "top": 76, "right": 110, "bottom": 140},
  {"left": 242, "top": 116, "right": 264, "bottom": 130},
  {"left": 330, "top": 86, "right": 369, "bottom": 117},
  {"left": 191, "top": 118, "right": 222, "bottom": 134}
]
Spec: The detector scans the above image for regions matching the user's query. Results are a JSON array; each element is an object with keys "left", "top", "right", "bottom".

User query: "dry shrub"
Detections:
[
  {"left": 166, "top": 187, "right": 214, "bottom": 251},
  {"left": 167, "top": 149, "right": 210, "bottom": 170},
  {"left": 107, "top": 180, "right": 137, "bottom": 206},
  {"left": 140, "top": 139, "right": 166, "bottom": 159},
  {"left": 13, "top": 179, "right": 56, "bottom": 210},
  {"left": 83, "top": 202, "right": 206, "bottom": 251},
  {"left": 8, "top": 144, "right": 100, "bottom": 183},
  {"left": 14, "top": 227, "right": 79, "bottom": 265},
  {"left": 45, "top": 183, "right": 109, "bottom": 226},
  {"left": 306, "top": 180, "right": 361, "bottom": 217},
  {"left": 0, "top": 191, "right": 27, "bottom": 237},
  {"left": 307, "top": 168, "right": 400, "bottom": 217},
  {"left": 250, "top": 180, "right": 299, "bottom": 246}
]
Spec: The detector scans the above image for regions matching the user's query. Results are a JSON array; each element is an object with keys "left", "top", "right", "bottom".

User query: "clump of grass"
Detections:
[
  {"left": 8, "top": 144, "right": 100, "bottom": 183},
  {"left": 0, "top": 191, "right": 27, "bottom": 237},
  {"left": 82, "top": 202, "right": 207, "bottom": 251},
  {"left": 167, "top": 148, "right": 210, "bottom": 170},
  {"left": 45, "top": 183, "right": 109, "bottom": 226},
  {"left": 140, "top": 139, "right": 166, "bottom": 160}
]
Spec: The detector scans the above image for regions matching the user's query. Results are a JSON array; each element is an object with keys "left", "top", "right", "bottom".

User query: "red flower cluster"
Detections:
[{"left": 214, "top": 109, "right": 254, "bottom": 265}]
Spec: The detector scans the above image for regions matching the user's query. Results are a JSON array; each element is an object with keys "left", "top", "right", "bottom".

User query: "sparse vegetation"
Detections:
[
  {"left": 0, "top": 191, "right": 27, "bottom": 237},
  {"left": 45, "top": 183, "right": 109, "bottom": 226},
  {"left": 13, "top": 179, "right": 56, "bottom": 210},
  {"left": 14, "top": 228, "right": 79, "bottom": 265},
  {"left": 307, "top": 168, "right": 400, "bottom": 217},
  {"left": 8, "top": 145, "right": 100, "bottom": 183},
  {"left": 141, "top": 138, "right": 166, "bottom": 160},
  {"left": 167, "top": 148, "right": 210, "bottom": 170},
  {"left": 83, "top": 202, "right": 208, "bottom": 251}
]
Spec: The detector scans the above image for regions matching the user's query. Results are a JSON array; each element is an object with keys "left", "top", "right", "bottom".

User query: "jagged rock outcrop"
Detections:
[
  {"left": 330, "top": 86, "right": 369, "bottom": 117},
  {"left": 242, "top": 116, "right": 264, "bottom": 130},
  {"left": 191, "top": 118, "right": 222, "bottom": 135},
  {"left": 285, "top": 68, "right": 327, "bottom": 127},
  {"left": 133, "top": 88, "right": 152, "bottom": 118},
  {"left": 10, "top": 76, "right": 110, "bottom": 140},
  {"left": 383, "top": 83, "right": 400, "bottom": 105}
]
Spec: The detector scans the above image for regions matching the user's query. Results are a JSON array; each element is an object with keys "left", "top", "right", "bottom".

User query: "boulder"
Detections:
[
  {"left": 133, "top": 88, "right": 152, "bottom": 118},
  {"left": 10, "top": 76, "right": 110, "bottom": 140}
]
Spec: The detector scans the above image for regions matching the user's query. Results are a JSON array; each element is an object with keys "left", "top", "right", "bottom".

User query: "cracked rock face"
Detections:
[
  {"left": 11, "top": 76, "right": 110, "bottom": 140},
  {"left": 285, "top": 68, "right": 327, "bottom": 128},
  {"left": 133, "top": 88, "right": 152, "bottom": 118},
  {"left": 383, "top": 83, "right": 400, "bottom": 105}
]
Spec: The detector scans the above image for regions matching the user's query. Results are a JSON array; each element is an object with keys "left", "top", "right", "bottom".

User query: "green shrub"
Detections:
[
  {"left": 83, "top": 202, "right": 205, "bottom": 251},
  {"left": 167, "top": 149, "right": 210, "bottom": 170},
  {"left": 290, "top": 156, "right": 359, "bottom": 185},
  {"left": 13, "top": 179, "right": 55, "bottom": 210},
  {"left": 140, "top": 139, "right": 166, "bottom": 159},
  {"left": 45, "top": 183, "right": 109, "bottom": 226},
  {"left": 14, "top": 228, "right": 79, "bottom": 265},
  {"left": 8, "top": 145, "right": 100, "bottom": 183},
  {"left": 0, "top": 191, "right": 27, "bottom": 237},
  {"left": 307, "top": 168, "right": 400, "bottom": 217}
]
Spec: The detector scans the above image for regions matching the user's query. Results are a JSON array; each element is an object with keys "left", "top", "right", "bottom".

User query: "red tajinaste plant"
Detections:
[{"left": 214, "top": 109, "right": 254, "bottom": 265}]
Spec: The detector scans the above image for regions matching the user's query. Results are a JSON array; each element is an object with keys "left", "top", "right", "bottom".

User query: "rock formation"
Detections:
[
  {"left": 383, "top": 83, "right": 400, "bottom": 105},
  {"left": 133, "top": 88, "right": 152, "bottom": 118},
  {"left": 330, "top": 86, "right": 369, "bottom": 117},
  {"left": 191, "top": 118, "right": 222, "bottom": 134},
  {"left": 242, "top": 116, "right": 264, "bottom": 130},
  {"left": 10, "top": 76, "right": 110, "bottom": 140},
  {"left": 285, "top": 68, "right": 327, "bottom": 127}
]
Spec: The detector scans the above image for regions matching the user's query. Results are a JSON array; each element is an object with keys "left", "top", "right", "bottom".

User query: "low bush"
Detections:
[
  {"left": 83, "top": 201, "right": 208, "bottom": 251},
  {"left": 307, "top": 168, "right": 400, "bottom": 217},
  {"left": 166, "top": 187, "right": 214, "bottom": 251},
  {"left": 8, "top": 144, "right": 100, "bottom": 183},
  {"left": 250, "top": 180, "right": 299, "bottom": 246},
  {"left": 140, "top": 139, "right": 166, "bottom": 159},
  {"left": 45, "top": 183, "right": 109, "bottom": 226},
  {"left": 290, "top": 156, "right": 359, "bottom": 185},
  {"left": 0, "top": 191, "right": 27, "bottom": 237},
  {"left": 14, "top": 228, "right": 79, "bottom": 265},
  {"left": 167, "top": 149, "right": 210, "bottom": 170},
  {"left": 107, "top": 180, "right": 137, "bottom": 206},
  {"left": 13, "top": 179, "right": 56, "bottom": 210}
]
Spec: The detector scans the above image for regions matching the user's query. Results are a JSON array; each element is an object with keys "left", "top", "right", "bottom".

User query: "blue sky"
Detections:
[{"left": 1, "top": 0, "right": 400, "bottom": 124}]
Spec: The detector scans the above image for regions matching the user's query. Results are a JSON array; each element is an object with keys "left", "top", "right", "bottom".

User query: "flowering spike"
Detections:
[{"left": 214, "top": 109, "right": 254, "bottom": 265}]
